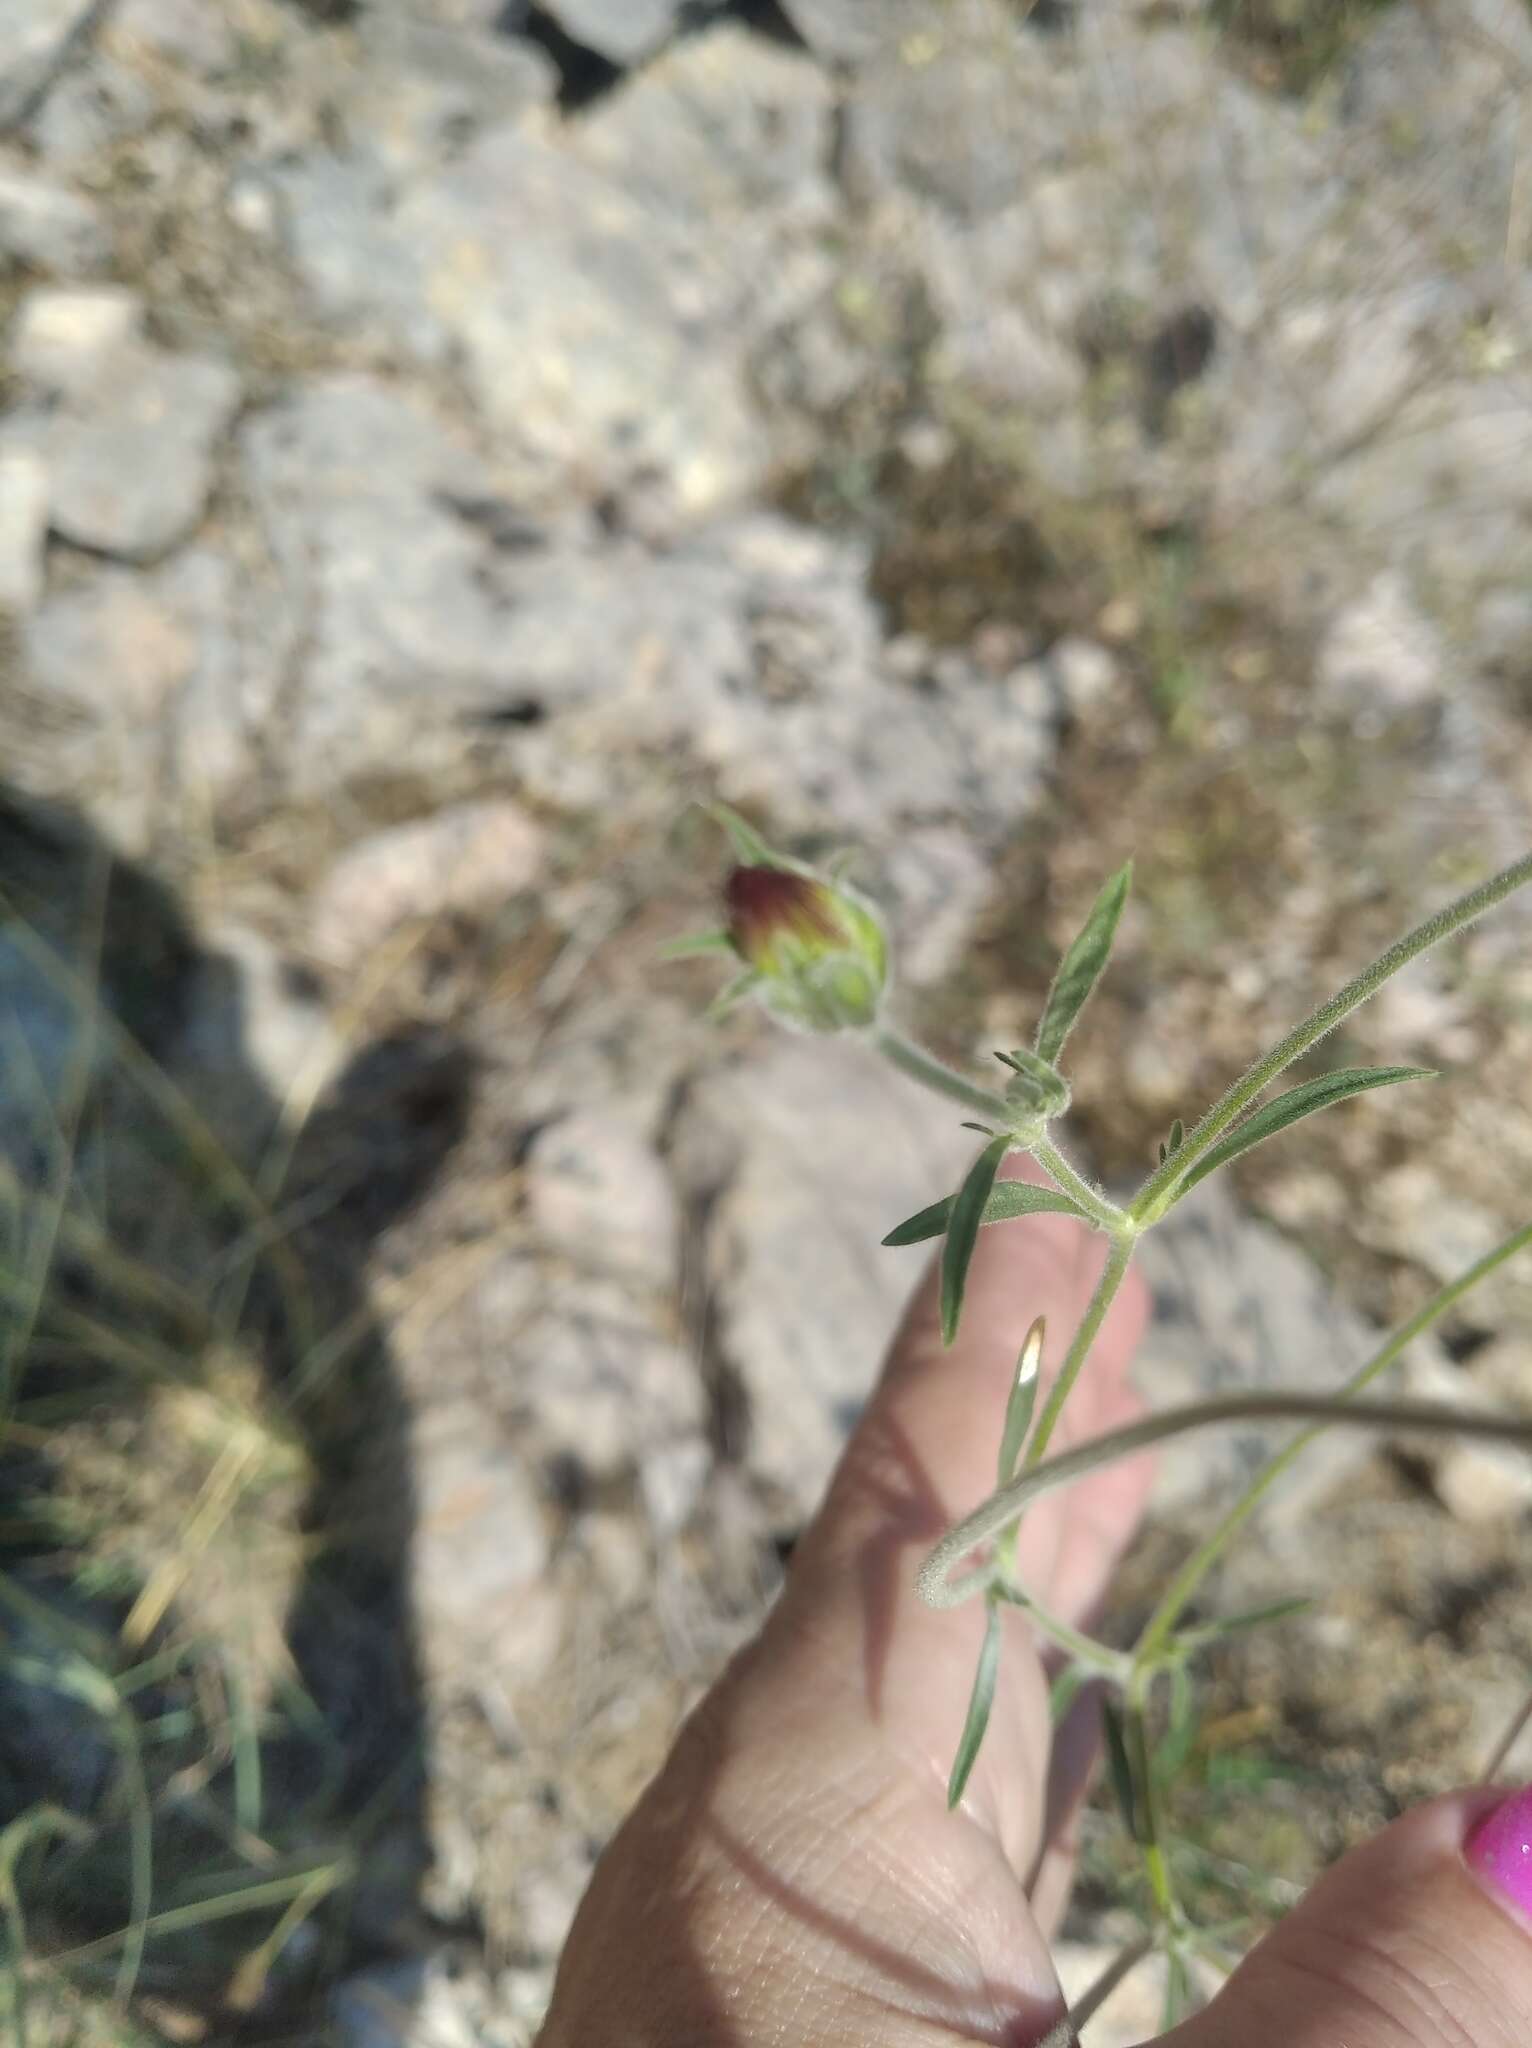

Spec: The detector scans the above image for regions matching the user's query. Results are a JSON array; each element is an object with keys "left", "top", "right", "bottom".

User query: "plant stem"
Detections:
[
  {"left": 1129, "top": 849, "right": 1532, "bottom": 1223},
  {"left": 1133, "top": 1217, "right": 1532, "bottom": 1664},
  {"left": 995, "top": 1582, "right": 1130, "bottom": 1680},
  {"left": 1126, "top": 1666, "right": 1178, "bottom": 1926},
  {"left": 918, "top": 1385, "right": 1532, "bottom": 1611},
  {"left": 1031, "top": 1133, "right": 1129, "bottom": 1234},
  {"left": 1024, "top": 1233, "right": 1135, "bottom": 1468},
  {"left": 1061, "top": 1931, "right": 1156, "bottom": 2038},
  {"left": 872, "top": 1025, "right": 1010, "bottom": 1120}
]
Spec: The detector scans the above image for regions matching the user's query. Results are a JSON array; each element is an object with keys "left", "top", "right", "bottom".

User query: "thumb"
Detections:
[{"left": 1165, "top": 1784, "right": 1532, "bottom": 2048}]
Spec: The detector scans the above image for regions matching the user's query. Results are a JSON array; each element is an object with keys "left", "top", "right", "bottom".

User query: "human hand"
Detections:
[{"left": 537, "top": 1172, "right": 1532, "bottom": 2046}]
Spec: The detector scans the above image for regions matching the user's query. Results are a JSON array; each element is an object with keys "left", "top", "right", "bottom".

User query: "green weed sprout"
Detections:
[{"left": 677, "top": 809, "right": 1532, "bottom": 2031}]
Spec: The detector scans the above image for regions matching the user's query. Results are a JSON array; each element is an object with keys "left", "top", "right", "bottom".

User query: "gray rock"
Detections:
[
  {"left": 9, "top": 283, "right": 144, "bottom": 394},
  {"left": 878, "top": 826, "right": 994, "bottom": 988},
  {"left": 0, "top": 167, "right": 110, "bottom": 273},
  {"left": 344, "top": 15, "right": 555, "bottom": 174},
  {"left": 394, "top": 126, "right": 767, "bottom": 517},
  {"left": 1316, "top": 571, "right": 1444, "bottom": 718},
  {"left": 528, "top": 0, "right": 680, "bottom": 65},
  {"left": 173, "top": 922, "right": 341, "bottom": 1138},
  {"left": 109, "top": 0, "right": 239, "bottom": 74},
  {"left": 523, "top": 1109, "right": 680, "bottom": 1285},
  {"left": 780, "top": 0, "right": 900, "bottom": 63},
  {"left": 0, "top": 444, "right": 49, "bottom": 615},
  {"left": 308, "top": 799, "right": 547, "bottom": 970},
  {"left": 239, "top": 375, "right": 532, "bottom": 788},
  {"left": 670, "top": 1034, "right": 977, "bottom": 1518},
  {"left": 0, "top": 0, "right": 101, "bottom": 131},
  {"left": 24, "top": 51, "right": 155, "bottom": 161},
  {"left": 48, "top": 345, "right": 241, "bottom": 560},
  {"left": 412, "top": 1404, "right": 551, "bottom": 1640}
]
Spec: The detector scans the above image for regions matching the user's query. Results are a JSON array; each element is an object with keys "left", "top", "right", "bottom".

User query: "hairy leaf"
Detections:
[
  {"left": 883, "top": 1179, "right": 1088, "bottom": 1248},
  {"left": 1172, "top": 1065, "right": 1434, "bottom": 1199},
  {"left": 1035, "top": 861, "right": 1132, "bottom": 1067},
  {"left": 941, "top": 1135, "right": 1011, "bottom": 1345},
  {"left": 1101, "top": 1697, "right": 1143, "bottom": 1843},
  {"left": 947, "top": 1600, "right": 1003, "bottom": 1809},
  {"left": 1175, "top": 1595, "right": 1312, "bottom": 1654}
]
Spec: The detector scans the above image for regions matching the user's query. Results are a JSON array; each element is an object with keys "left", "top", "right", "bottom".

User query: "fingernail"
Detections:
[{"left": 1467, "top": 1786, "right": 1532, "bottom": 1918}]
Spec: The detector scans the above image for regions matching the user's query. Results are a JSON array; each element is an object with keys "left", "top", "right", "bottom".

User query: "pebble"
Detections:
[
  {"left": 0, "top": 445, "right": 49, "bottom": 615},
  {"left": 9, "top": 284, "right": 145, "bottom": 395},
  {"left": 523, "top": 1110, "right": 679, "bottom": 1286},
  {"left": 48, "top": 346, "right": 242, "bottom": 561},
  {"left": 0, "top": 0, "right": 101, "bottom": 130},
  {"left": 0, "top": 167, "right": 111, "bottom": 274},
  {"left": 309, "top": 800, "right": 547, "bottom": 971}
]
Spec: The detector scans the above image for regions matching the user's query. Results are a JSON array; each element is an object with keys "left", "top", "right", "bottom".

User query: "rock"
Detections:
[
  {"left": 0, "top": 444, "right": 49, "bottom": 615},
  {"left": 48, "top": 345, "right": 241, "bottom": 560},
  {"left": 1317, "top": 572, "right": 1443, "bottom": 718},
  {"left": 344, "top": 15, "right": 555, "bottom": 174},
  {"left": 0, "top": 0, "right": 100, "bottom": 131},
  {"left": 512, "top": 1276, "right": 703, "bottom": 1480},
  {"left": 568, "top": 25, "right": 834, "bottom": 225},
  {"left": 239, "top": 375, "right": 522, "bottom": 787},
  {"left": 309, "top": 800, "right": 547, "bottom": 970},
  {"left": 26, "top": 563, "right": 195, "bottom": 723},
  {"left": 1434, "top": 1440, "right": 1532, "bottom": 1525},
  {"left": 670, "top": 1035, "right": 976, "bottom": 1519},
  {"left": 878, "top": 826, "right": 993, "bottom": 988},
  {"left": 0, "top": 168, "right": 110, "bottom": 274},
  {"left": 333, "top": 1956, "right": 480, "bottom": 2048},
  {"left": 523, "top": 1110, "right": 679, "bottom": 1285},
  {"left": 532, "top": 0, "right": 681, "bottom": 65},
  {"left": 9, "top": 283, "right": 144, "bottom": 395},
  {"left": 780, "top": 0, "right": 897, "bottom": 62},
  {"left": 1048, "top": 634, "right": 1119, "bottom": 716},
  {"left": 412, "top": 1404, "right": 551, "bottom": 1652},
  {"left": 109, "top": 0, "right": 239, "bottom": 74},
  {"left": 24, "top": 51, "right": 156, "bottom": 161},
  {"left": 394, "top": 126, "right": 767, "bottom": 517}
]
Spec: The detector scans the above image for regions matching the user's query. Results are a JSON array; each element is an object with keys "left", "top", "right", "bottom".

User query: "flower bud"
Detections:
[{"left": 723, "top": 863, "right": 887, "bottom": 1032}]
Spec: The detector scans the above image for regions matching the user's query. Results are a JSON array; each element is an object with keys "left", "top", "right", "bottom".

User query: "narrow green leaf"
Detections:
[
  {"left": 1174, "top": 1595, "right": 1312, "bottom": 1655},
  {"left": 706, "top": 969, "right": 761, "bottom": 1020},
  {"left": 1101, "top": 1697, "right": 1143, "bottom": 1843},
  {"left": 941, "top": 1135, "right": 1011, "bottom": 1344},
  {"left": 706, "top": 801, "right": 783, "bottom": 867},
  {"left": 1168, "top": 1116, "right": 1184, "bottom": 1154},
  {"left": 947, "top": 1600, "right": 1003, "bottom": 1809},
  {"left": 997, "top": 1316, "right": 1045, "bottom": 1483},
  {"left": 1172, "top": 1065, "right": 1435, "bottom": 1200},
  {"left": 1035, "top": 861, "right": 1132, "bottom": 1067},
  {"left": 883, "top": 1179, "right": 1089, "bottom": 1248},
  {"left": 660, "top": 929, "right": 736, "bottom": 960}
]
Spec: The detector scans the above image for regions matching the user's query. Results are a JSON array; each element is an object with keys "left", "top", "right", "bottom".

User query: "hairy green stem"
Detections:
[
  {"left": 997, "top": 1582, "right": 1129, "bottom": 1679},
  {"left": 1031, "top": 1133, "right": 1129, "bottom": 1233},
  {"left": 1133, "top": 1218, "right": 1532, "bottom": 1664},
  {"left": 1130, "top": 850, "right": 1532, "bottom": 1223},
  {"left": 872, "top": 1025, "right": 1010, "bottom": 1120},
  {"left": 919, "top": 1387, "right": 1532, "bottom": 1611},
  {"left": 1024, "top": 1234, "right": 1135, "bottom": 1469},
  {"left": 1062, "top": 1931, "right": 1156, "bottom": 2039}
]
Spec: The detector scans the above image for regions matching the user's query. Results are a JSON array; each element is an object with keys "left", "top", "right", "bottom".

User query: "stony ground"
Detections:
[{"left": 2, "top": 0, "right": 1532, "bottom": 2042}]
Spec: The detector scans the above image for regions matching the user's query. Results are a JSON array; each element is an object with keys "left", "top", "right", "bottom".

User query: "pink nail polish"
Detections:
[{"left": 1468, "top": 1787, "right": 1532, "bottom": 1917}]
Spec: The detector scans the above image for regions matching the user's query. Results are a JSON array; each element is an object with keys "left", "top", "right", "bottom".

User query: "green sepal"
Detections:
[
  {"left": 707, "top": 801, "right": 793, "bottom": 869},
  {"left": 1170, "top": 1065, "right": 1435, "bottom": 1201},
  {"left": 706, "top": 969, "right": 762, "bottom": 1020},
  {"left": 947, "top": 1598, "right": 1003, "bottom": 1809},
  {"left": 882, "top": 1180, "right": 1089, "bottom": 1248},
  {"left": 660, "top": 930, "right": 737, "bottom": 961},
  {"left": 997, "top": 1045, "right": 1071, "bottom": 1119},
  {"left": 1035, "top": 860, "right": 1132, "bottom": 1067},
  {"left": 942, "top": 1135, "right": 1011, "bottom": 1345}
]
